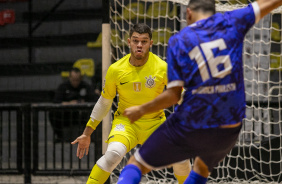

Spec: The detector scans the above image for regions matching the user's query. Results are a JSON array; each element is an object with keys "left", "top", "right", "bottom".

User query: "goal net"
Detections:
[{"left": 109, "top": 0, "right": 282, "bottom": 183}]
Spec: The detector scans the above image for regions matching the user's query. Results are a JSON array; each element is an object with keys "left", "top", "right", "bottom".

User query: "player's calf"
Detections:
[{"left": 173, "top": 159, "right": 191, "bottom": 184}]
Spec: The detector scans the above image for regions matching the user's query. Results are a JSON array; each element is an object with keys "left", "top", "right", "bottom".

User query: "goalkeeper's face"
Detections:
[{"left": 128, "top": 32, "right": 153, "bottom": 60}]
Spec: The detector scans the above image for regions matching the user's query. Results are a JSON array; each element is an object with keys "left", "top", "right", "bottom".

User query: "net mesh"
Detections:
[{"left": 110, "top": 0, "right": 282, "bottom": 183}]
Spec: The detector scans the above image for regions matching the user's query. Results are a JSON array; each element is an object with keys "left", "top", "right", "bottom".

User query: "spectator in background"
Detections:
[
  {"left": 50, "top": 67, "right": 97, "bottom": 141},
  {"left": 54, "top": 67, "right": 97, "bottom": 104}
]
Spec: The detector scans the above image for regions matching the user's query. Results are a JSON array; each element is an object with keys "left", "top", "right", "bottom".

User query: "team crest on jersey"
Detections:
[
  {"left": 145, "top": 75, "right": 156, "bottom": 88},
  {"left": 114, "top": 123, "right": 125, "bottom": 131},
  {"left": 133, "top": 82, "right": 142, "bottom": 92}
]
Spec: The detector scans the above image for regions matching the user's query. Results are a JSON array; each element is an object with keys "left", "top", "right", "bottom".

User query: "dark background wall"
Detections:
[{"left": 0, "top": 0, "right": 103, "bottom": 102}]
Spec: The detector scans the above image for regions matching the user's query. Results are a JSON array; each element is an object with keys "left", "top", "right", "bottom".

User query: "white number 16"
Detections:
[{"left": 188, "top": 38, "right": 232, "bottom": 82}]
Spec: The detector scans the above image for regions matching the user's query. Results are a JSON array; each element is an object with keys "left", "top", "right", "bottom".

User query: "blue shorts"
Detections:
[{"left": 134, "top": 114, "right": 242, "bottom": 172}]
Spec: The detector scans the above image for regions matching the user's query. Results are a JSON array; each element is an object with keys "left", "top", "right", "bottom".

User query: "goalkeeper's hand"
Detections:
[{"left": 71, "top": 134, "right": 91, "bottom": 159}]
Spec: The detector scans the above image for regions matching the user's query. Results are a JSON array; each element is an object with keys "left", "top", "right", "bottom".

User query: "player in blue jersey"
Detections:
[{"left": 117, "top": 0, "right": 282, "bottom": 184}]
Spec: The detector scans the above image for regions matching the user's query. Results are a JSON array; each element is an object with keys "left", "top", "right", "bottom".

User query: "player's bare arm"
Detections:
[
  {"left": 71, "top": 126, "right": 93, "bottom": 159},
  {"left": 71, "top": 96, "right": 113, "bottom": 159},
  {"left": 257, "top": 0, "right": 282, "bottom": 20},
  {"left": 123, "top": 86, "right": 182, "bottom": 123}
]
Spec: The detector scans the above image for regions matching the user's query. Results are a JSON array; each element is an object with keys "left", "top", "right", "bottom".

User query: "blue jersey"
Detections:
[{"left": 167, "top": 3, "right": 260, "bottom": 129}]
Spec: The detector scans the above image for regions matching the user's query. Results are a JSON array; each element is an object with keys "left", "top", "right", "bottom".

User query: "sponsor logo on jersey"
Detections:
[
  {"left": 145, "top": 75, "right": 156, "bottom": 88},
  {"left": 89, "top": 176, "right": 98, "bottom": 181},
  {"left": 133, "top": 82, "right": 142, "bottom": 92},
  {"left": 192, "top": 83, "right": 236, "bottom": 94},
  {"left": 120, "top": 81, "right": 129, "bottom": 85}
]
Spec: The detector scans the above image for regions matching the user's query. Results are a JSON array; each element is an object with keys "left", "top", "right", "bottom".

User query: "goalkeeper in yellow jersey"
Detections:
[{"left": 71, "top": 23, "right": 191, "bottom": 184}]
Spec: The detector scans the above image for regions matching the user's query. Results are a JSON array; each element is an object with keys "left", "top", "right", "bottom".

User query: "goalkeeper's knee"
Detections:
[{"left": 96, "top": 142, "right": 127, "bottom": 173}]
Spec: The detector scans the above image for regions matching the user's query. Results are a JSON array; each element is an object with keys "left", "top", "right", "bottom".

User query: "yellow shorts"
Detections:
[{"left": 106, "top": 112, "right": 166, "bottom": 151}]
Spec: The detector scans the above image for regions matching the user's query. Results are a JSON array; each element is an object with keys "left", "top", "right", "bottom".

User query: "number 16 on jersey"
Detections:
[{"left": 189, "top": 38, "right": 233, "bottom": 82}]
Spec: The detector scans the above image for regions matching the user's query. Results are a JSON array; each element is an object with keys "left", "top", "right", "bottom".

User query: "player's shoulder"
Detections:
[
  {"left": 169, "top": 25, "right": 192, "bottom": 42},
  {"left": 167, "top": 28, "right": 187, "bottom": 49},
  {"left": 108, "top": 54, "right": 130, "bottom": 70},
  {"left": 150, "top": 52, "right": 166, "bottom": 62},
  {"left": 169, "top": 31, "right": 180, "bottom": 42},
  {"left": 149, "top": 52, "right": 167, "bottom": 68},
  {"left": 223, "top": 3, "right": 255, "bottom": 19}
]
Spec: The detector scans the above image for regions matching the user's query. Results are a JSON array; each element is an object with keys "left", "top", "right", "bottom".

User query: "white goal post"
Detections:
[{"left": 102, "top": 0, "right": 282, "bottom": 183}]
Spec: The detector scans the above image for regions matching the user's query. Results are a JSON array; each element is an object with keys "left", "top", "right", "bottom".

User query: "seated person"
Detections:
[
  {"left": 54, "top": 67, "right": 97, "bottom": 104},
  {"left": 50, "top": 67, "right": 97, "bottom": 141}
]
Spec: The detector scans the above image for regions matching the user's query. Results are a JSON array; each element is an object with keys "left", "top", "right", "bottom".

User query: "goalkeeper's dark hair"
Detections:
[
  {"left": 129, "top": 23, "right": 152, "bottom": 40},
  {"left": 188, "top": 0, "right": 216, "bottom": 14}
]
